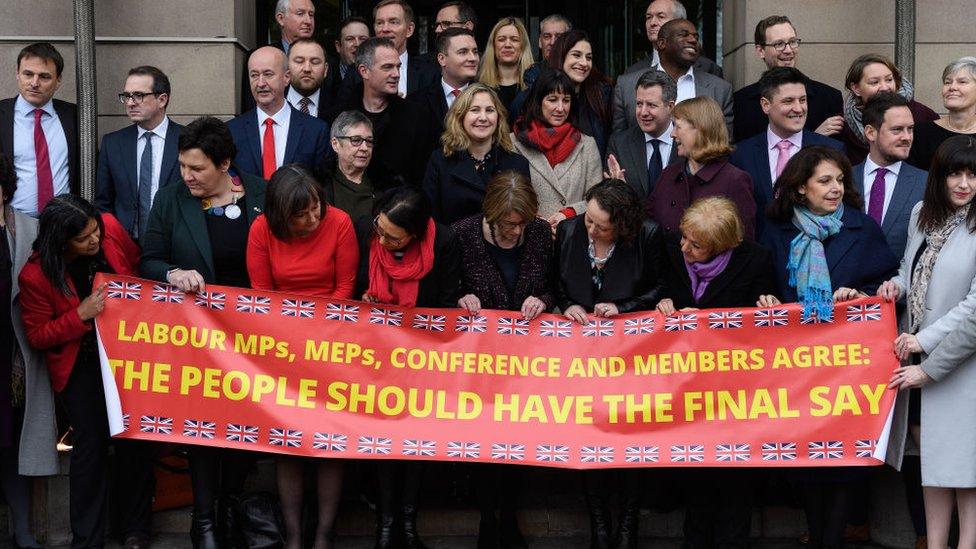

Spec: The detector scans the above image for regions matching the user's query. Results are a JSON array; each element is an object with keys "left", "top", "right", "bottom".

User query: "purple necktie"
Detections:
[{"left": 868, "top": 167, "right": 887, "bottom": 225}]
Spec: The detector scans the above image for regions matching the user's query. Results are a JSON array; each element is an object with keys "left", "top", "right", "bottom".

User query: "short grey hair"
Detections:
[
  {"left": 943, "top": 56, "right": 976, "bottom": 83},
  {"left": 275, "top": 0, "right": 290, "bottom": 16},
  {"left": 635, "top": 70, "right": 677, "bottom": 103},
  {"left": 355, "top": 37, "right": 396, "bottom": 69},
  {"left": 540, "top": 14, "right": 572, "bottom": 31},
  {"left": 330, "top": 110, "right": 373, "bottom": 140},
  {"left": 671, "top": 0, "right": 687, "bottom": 19}
]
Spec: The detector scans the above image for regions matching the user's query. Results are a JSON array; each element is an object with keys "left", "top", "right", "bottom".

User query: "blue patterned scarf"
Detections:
[{"left": 788, "top": 205, "right": 844, "bottom": 321}]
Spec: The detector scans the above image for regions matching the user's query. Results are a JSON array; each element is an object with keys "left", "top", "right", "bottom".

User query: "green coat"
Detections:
[{"left": 139, "top": 172, "right": 266, "bottom": 283}]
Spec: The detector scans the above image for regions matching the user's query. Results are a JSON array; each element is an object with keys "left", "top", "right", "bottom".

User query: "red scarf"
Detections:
[
  {"left": 366, "top": 219, "right": 437, "bottom": 307},
  {"left": 518, "top": 119, "right": 581, "bottom": 168}
]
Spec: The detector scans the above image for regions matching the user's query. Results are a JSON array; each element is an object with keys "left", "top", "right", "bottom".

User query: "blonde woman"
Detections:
[
  {"left": 422, "top": 84, "right": 530, "bottom": 224},
  {"left": 478, "top": 17, "right": 535, "bottom": 111}
]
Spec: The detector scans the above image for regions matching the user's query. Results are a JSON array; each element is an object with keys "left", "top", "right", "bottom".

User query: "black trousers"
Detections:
[
  {"left": 682, "top": 469, "right": 753, "bottom": 549},
  {"left": 60, "top": 348, "right": 110, "bottom": 548},
  {"left": 801, "top": 479, "right": 854, "bottom": 549},
  {"left": 113, "top": 439, "right": 157, "bottom": 537},
  {"left": 189, "top": 446, "right": 253, "bottom": 514}
]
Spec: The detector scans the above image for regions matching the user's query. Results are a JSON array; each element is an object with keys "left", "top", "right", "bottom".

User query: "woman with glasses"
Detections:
[
  {"left": 354, "top": 186, "right": 460, "bottom": 549},
  {"left": 478, "top": 17, "right": 535, "bottom": 113},
  {"left": 325, "top": 110, "right": 377, "bottom": 222},
  {"left": 423, "top": 84, "right": 529, "bottom": 225}
]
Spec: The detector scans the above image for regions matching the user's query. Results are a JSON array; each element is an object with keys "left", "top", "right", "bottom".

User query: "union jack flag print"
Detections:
[
  {"left": 236, "top": 295, "right": 271, "bottom": 314},
  {"left": 808, "top": 441, "right": 844, "bottom": 459},
  {"left": 269, "top": 428, "right": 303, "bottom": 448},
  {"left": 282, "top": 299, "right": 315, "bottom": 318},
  {"left": 455, "top": 315, "right": 487, "bottom": 333},
  {"left": 497, "top": 317, "right": 529, "bottom": 335},
  {"left": 670, "top": 444, "right": 705, "bottom": 463},
  {"left": 664, "top": 313, "right": 698, "bottom": 332},
  {"left": 623, "top": 317, "right": 654, "bottom": 335},
  {"left": 708, "top": 311, "right": 743, "bottom": 329},
  {"left": 107, "top": 281, "right": 141, "bottom": 299},
  {"left": 402, "top": 439, "right": 436, "bottom": 457},
  {"left": 715, "top": 443, "right": 751, "bottom": 462},
  {"left": 583, "top": 320, "right": 615, "bottom": 337},
  {"left": 325, "top": 303, "right": 359, "bottom": 322},
  {"left": 580, "top": 446, "right": 614, "bottom": 463},
  {"left": 761, "top": 442, "right": 797, "bottom": 461},
  {"left": 226, "top": 424, "right": 259, "bottom": 444},
  {"left": 182, "top": 419, "right": 216, "bottom": 439},
  {"left": 625, "top": 446, "right": 660, "bottom": 463},
  {"left": 369, "top": 307, "right": 403, "bottom": 326},
  {"left": 194, "top": 291, "right": 226, "bottom": 310},
  {"left": 754, "top": 308, "right": 789, "bottom": 327},
  {"left": 491, "top": 443, "right": 525, "bottom": 460},
  {"left": 539, "top": 319, "right": 573, "bottom": 337},
  {"left": 151, "top": 284, "right": 184, "bottom": 304},
  {"left": 801, "top": 310, "right": 834, "bottom": 324},
  {"left": 122, "top": 414, "right": 130, "bottom": 431},
  {"left": 312, "top": 433, "right": 347, "bottom": 452},
  {"left": 535, "top": 444, "right": 570, "bottom": 463},
  {"left": 446, "top": 441, "right": 480, "bottom": 458},
  {"left": 357, "top": 436, "right": 393, "bottom": 455},
  {"left": 140, "top": 415, "right": 173, "bottom": 435},
  {"left": 847, "top": 303, "right": 882, "bottom": 322},
  {"left": 412, "top": 314, "right": 446, "bottom": 331},
  {"left": 855, "top": 439, "right": 878, "bottom": 458}
]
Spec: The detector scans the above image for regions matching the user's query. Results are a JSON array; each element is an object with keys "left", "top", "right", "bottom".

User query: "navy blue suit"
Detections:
[
  {"left": 760, "top": 206, "right": 899, "bottom": 304},
  {"left": 730, "top": 129, "right": 844, "bottom": 232},
  {"left": 852, "top": 161, "right": 927, "bottom": 261},
  {"left": 95, "top": 119, "right": 184, "bottom": 237},
  {"left": 226, "top": 106, "right": 331, "bottom": 179}
]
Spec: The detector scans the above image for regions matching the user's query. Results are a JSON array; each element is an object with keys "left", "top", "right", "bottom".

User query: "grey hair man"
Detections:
[{"left": 623, "top": 0, "right": 722, "bottom": 78}]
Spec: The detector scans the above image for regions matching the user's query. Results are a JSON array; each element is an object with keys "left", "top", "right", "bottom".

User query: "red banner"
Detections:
[{"left": 95, "top": 274, "right": 898, "bottom": 468}]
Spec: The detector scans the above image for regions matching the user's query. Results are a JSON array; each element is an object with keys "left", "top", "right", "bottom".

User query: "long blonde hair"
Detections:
[
  {"left": 478, "top": 17, "right": 534, "bottom": 90},
  {"left": 441, "top": 84, "right": 514, "bottom": 156}
]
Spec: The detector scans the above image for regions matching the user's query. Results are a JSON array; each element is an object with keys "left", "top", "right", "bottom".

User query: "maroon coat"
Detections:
[
  {"left": 839, "top": 99, "right": 939, "bottom": 166},
  {"left": 645, "top": 157, "right": 756, "bottom": 240}
]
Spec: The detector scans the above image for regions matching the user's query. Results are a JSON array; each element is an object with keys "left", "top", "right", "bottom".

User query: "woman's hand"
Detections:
[
  {"left": 832, "top": 287, "right": 864, "bottom": 302},
  {"left": 656, "top": 298, "right": 676, "bottom": 316},
  {"left": 594, "top": 302, "right": 619, "bottom": 318},
  {"left": 167, "top": 268, "right": 206, "bottom": 293},
  {"left": 77, "top": 283, "right": 107, "bottom": 321},
  {"left": 564, "top": 304, "right": 588, "bottom": 324},
  {"left": 458, "top": 294, "right": 481, "bottom": 314},
  {"left": 877, "top": 280, "right": 901, "bottom": 302},
  {"left": 888, "top": 365, "right": 933, "bottom": 390},
  {"left": 815, "top": 115, "right": 845, "bottom": 136},
  {"left": 894, "top": 333, "right": 923, "bottom": 360},
  {"left": 603, "top": 154, "right": 627, "bottom": 182},
  {"left": 756, "top": 295, "right": 781, "bottom": 307},
  {"left": 546, "top": 212, "right": 567, "bottom": 236},
  {"left": 520, "top": 296, "right": 546, "bottom": 320},
  {"left": 362, "top": 293, "right": 377, "bottom": 303}
]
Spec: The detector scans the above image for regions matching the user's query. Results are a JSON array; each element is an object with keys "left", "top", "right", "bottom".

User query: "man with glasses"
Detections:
[
  {"left": 417, "top": 1, "right": 477, "bottom": 66},
  {"left": 731, "top": 15, "right": 843, "bottom": 142}
]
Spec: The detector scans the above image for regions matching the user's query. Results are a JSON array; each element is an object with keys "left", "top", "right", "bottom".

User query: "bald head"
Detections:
[{"left": 248, "top": 46, "right": 291, "bottom": 114}]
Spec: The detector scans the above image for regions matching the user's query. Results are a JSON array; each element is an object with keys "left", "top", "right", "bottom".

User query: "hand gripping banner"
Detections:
[{"left": 95, "top": 274, "right": 898, "bottom": 468}]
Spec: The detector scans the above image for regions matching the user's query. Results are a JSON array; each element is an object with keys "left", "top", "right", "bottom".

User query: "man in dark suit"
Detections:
[
  {"left": 96, "top": 66, "right": 183, "bottom": 240},
  {"left": 623, "top": 0, "right": 722, "bottom": 79},
  {"left": 241, "top": 0, "right": 316, "bottom": 112},
  {"left": 1, "top": 42, "right": 78, "bottom": 216},
  {"left": 416, "top": 1, "right": 477, "bottom": 66},
  {"left": 732, "top": 15, "right": 844, "bottom": 142},
  {"left": 729, "top": 67, "right": 844, "bottom": 231},
  {"left": 524, "top": 13, "right": 572, "bottom": 87},
  {"left": 228, "top": 46, "right": 330, "bottom": 180},
  {"left": 334, "top": 16, "right": 371, "bottom": 82},
  {"left": 852, "top": 92, "right": 925, "bottom": 260},
  {"left": 614, "top": 19, "right": 732, "bottom": 133},
  {"left": 286, "top": 38, "right": 332, "bottom": 120},
  {"left": 606, "top": 70, "right": 681, "bottom": 201}
]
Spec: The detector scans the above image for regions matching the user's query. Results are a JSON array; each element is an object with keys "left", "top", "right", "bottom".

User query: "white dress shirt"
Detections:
[
  {"left": 136, "top": 116, "right": 169, "bottom": 207},
  {"left": 441, "top": 79, "right": 470, "bottom": 110},
  {"left": 675, "top": 65, "right": 696, "bottom": 104},
  {"left": 398, "top": 51, "right": 409, "bottom": 97},
  {"left": 256, "top": 103, "right": 292, "bottom": 169},
  {"left": 645, "top": 122, "right": 674, "bottom": 167},
  {"left": 287, "top": 87, "right": 321, "bottom": 118},
  {"left": 11, "top": 95, "right": 70, "bottom": 216},
  {"left": 863, "top": 157, "right": 901, "bottom": 221},
  {"left": 766, "top": 127, "right": 804, "bottom": 185},
  {"left": 650, "top": 49, "right": 661, "bottom": 69}
]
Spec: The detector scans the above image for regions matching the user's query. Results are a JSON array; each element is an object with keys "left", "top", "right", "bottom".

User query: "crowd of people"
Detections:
[{"left": 2, "top": 0, "right": 976, "bottom": 548}]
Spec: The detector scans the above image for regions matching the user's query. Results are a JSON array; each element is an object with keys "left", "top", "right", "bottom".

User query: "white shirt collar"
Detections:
[
  {"left": 766, "top": 126, "right": 803, "bottom": 151},
  {"left": 651, "top": 49, "right": 661, "bottom": 68},
  {"left": 137, "top": 116, "right": 169, "bottom": 139},
  {"left": 257, "top": 102, "right": 291, "bottom": 127},
  {"left": 399, "top": 51, "right": 409, "bottom": 66},
  {"left": 287, "top": 86, "right": 320, "bottom": 110},
  {"left": 15, "top": 95, "right": 55, "bottom": 116},
  {"left": 679, "top": 64, "right": 695, "bottom": 80},
  {"left": 441, "top": 78, "right": 469, "bottom": 98},
  {"left": 645, "top": 121, "right": 674, "bottom": 145},
  {"left": 865, "top": 155, "right": 902, "bottom": 178}
]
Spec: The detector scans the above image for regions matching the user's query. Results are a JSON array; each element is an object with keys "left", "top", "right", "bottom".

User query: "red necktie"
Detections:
[
  {"left": 451, "top": 88, "right": 462, "bottom": 98},
  {"left": 262, "top": 118, "right": 277, "bottom": 180},
  {"left": 33, "top": 109, "right": 54, "bottom": 212}
]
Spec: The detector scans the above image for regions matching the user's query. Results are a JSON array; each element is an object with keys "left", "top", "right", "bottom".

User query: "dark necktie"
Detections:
[
  {"left": 646, "top": 138, "right": 663, "bottom": 195},
  {"left": 868, "top": 167, "right": 887, "bottom": 226},
  {"left": 299, "top": 96, "right": 311, "bottom": 115},
  {"left": 137, "top": 131, "right": 155, "bottom": 238}
]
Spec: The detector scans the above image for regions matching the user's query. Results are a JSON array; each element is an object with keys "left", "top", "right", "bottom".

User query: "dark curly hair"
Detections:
[
  {"left": 584, "top": 178, "right": 643, "bottom": 245},
  {"left": 767, "top": 146, "right": 862, "bottom": 222},
  {"left": 0, "top": 153, "right": 17, "bottom": 204},
  {"left": 34, "top": 195, "right": 107, "bottom": 296},
  {"left": 178, "top": 116, "right": 237, "bottom": 168}
]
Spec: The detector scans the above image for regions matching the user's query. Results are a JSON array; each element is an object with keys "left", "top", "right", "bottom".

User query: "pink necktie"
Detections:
[
  {"left": 33, "top": 109, "right": 54, "bottom": 213},
  {"left": 774, "top": 139, "right": 793, "bottom": 181}
]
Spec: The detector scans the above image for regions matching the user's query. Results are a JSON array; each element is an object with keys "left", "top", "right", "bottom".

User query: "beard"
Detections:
[{"left": 291, "top": 77, "right": 323, "bottom": 96}]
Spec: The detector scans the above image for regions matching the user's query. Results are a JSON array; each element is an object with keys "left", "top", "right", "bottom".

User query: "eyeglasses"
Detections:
[
  {"left": 496, "top": 219, "right": 528, "bottom": 232},
  {"left": 118, "top": 91, "right": 159, "bottom": 104},
  {"left": 435, "top": 20, "right": 466, "bottom": 31},
  {"left": 762, "top": 38, "right": 801, "bottom": 52},
  {"left": 373, "top": 216, "right": 408, "bottom": 246},
  {"left": 336, "top": 135, "right": 375, "bottom": 147}
]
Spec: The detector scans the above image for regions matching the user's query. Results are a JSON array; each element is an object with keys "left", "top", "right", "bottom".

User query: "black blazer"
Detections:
[
  {"left": 409, "top": 81, "right": 451, "bottom": 172},
  {"left": 554, "top": 215, "right": 666, "bottom": 313},
  {"left": 732, "top": 77, "right": 843, "bottom": 143},
  {"left": 335, "top": 52, "right": 440, "bottom": 106},
  {"left": 95, "top": 119, "right": 184, "bottom": 236},
  {"left": 354, "top": 217, "right": 462, "bottom": 308},
  {"left": 662, "top": 234, "right": 776, "bottom": 309},
  {"left": 0, "top": 97, "right": 79, "bottom": 196},
  {"left": 423, "top": 145, "right": 531, "bottom": 225}
]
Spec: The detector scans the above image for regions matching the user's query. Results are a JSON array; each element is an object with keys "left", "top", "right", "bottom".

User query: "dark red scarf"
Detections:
[
  {"left": 517, "top": 119, "right": 581, "bottom": 168},
  {"left": 366, "top": 219, "right": 437, "bottom": 307}
]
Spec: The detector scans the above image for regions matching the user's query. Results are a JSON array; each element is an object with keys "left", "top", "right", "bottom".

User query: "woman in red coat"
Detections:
[
  {"left": 246, "top": 165, "right": 358, "bottom": 549},
  {"left": 18, "top": 195, "right": 138, "bottom": 548}
]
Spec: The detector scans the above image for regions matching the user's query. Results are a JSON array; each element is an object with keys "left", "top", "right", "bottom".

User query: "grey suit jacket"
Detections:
[
  {"left": 613, "top": 66, "right": 733, "bottom": 135},
  {"left": 852, "top": 161, "right": 926, "bottom": 261},
  {"left": 606, "top": 126, "right": 681, "bottom": 200}
]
